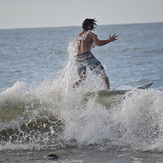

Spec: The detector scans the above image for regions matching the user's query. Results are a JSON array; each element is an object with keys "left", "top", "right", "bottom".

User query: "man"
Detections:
[{"left": 73, "top": 18, "right": 118, "bottom": 89}]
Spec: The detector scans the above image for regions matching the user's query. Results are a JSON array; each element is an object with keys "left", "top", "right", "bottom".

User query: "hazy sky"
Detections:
[{"left": 0, "top": 0, "right": 163, "bottom": 29}]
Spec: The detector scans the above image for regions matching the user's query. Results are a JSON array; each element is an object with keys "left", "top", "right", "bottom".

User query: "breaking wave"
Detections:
[{"left": 0, "top": 44, "right": 163, "bottom": 152}]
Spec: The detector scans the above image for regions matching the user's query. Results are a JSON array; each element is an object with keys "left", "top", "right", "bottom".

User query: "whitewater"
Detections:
[{"left": 0, "top": 22, "right": 163, "bottom": 162}]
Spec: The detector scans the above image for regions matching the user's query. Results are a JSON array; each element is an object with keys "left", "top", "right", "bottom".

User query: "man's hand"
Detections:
[{"left": 109, "top": 33, "right": 118, "bottom": 42}]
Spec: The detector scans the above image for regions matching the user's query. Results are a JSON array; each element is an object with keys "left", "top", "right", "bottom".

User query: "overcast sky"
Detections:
[{"left": 0, "top": 0, "right": 163, "bottom": 29}]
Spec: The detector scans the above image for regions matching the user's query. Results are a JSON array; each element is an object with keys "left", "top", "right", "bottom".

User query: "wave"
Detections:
[
  {"left": 1, "top": 81, "right": 163, "bottom": 152},
  {"left": 0, "top": 44, "right": 163, "bottom": 152}
]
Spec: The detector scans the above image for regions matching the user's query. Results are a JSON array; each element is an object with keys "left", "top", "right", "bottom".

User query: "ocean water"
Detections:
[{"left": 0, "top": 22, "right": 163, "bottom": 162}]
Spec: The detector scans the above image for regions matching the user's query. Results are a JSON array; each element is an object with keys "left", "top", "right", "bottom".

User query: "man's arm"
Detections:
[{"left": 91, "top": 33, "right": 118, "bottom": 46}]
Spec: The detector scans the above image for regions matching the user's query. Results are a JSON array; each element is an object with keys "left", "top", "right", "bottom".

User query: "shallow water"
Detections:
[{"left": 1, "top": 148, "right": 163, "bottom": 163}]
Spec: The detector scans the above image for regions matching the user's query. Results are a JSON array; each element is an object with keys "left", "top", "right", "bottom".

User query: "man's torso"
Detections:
[{"left": 76, "top": 31, "right": 94, "bottom": 54}]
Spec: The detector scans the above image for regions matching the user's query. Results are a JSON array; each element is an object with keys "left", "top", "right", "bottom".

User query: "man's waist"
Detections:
[
  {"left": 76, "top": 51, "right": 94, "bottom": 61},
  {"left": 77, "top": 51, "right": 92, "bottom": 56}
]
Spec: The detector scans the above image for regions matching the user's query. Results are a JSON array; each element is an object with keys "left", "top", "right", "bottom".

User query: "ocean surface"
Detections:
[{"left": 0, "top": 22, "right": 163, "bottom": 162}]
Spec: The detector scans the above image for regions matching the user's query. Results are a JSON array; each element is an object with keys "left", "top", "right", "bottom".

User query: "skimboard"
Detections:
[
  {"left": 97, "top": 82, "right": 153, "bottom": 96},
  {"left": 84, "top": 82, "right": 153, "bottom": 107}
]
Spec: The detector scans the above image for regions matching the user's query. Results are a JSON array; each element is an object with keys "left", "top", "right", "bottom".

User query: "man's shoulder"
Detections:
[
  {"left": 77, "top": 32, "right": 83, "bottom": 37},
  {"left": 78, "top": 31, "right": 96, "bottom": 35},
  {"left": 76, "top": 31, "right": 97, "bottom": 40},
  {"left": 89, "top": 31, "right": 97, "bottom": 38}
]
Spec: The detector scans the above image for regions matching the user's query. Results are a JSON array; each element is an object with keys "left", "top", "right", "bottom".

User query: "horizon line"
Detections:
[{"left": 0, "top": 21, "right": 162, "bottom": 30}]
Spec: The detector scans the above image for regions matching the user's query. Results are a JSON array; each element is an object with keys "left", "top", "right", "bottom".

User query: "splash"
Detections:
[{"left": 0, "top": 43, "right": 163, "bottom": 152}]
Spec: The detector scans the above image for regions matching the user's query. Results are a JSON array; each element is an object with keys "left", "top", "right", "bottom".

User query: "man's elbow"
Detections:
[{"left": 95, "top": 42, "right": 103, "bottom": 46}]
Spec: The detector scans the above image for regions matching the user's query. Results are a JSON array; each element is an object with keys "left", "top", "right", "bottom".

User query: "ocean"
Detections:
[{"left": 0, "top": 22, "right": 163, "bottom": 163}]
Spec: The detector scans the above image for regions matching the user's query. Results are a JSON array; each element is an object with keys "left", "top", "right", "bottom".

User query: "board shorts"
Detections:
[{"left": 75, "top": 51, "right": 106, "bottom": 77}]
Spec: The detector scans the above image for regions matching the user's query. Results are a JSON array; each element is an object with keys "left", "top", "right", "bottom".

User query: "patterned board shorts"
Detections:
[{"left": 75, "top": 51, "right": 106, "bottom": 77}]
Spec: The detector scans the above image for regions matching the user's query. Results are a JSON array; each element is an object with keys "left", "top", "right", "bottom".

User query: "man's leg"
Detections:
[
  {"left": 73, "top": 67, "right": 86, "bottom": 88},
  {"left": 73, "top": 75, "right": 86, "bottom": 88},
  {"left": 102, "top": 75, "right": 110, "bottom": 89},
  {"left": 89, "top": 59, "right": 110, "bottom": 89}
]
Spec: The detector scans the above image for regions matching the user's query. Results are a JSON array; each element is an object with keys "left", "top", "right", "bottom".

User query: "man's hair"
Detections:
[{"left": 82, "top": 18, "right": 97, "bottom": 31}]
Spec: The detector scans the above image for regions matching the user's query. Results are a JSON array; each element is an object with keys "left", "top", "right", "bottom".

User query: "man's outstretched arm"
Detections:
[{"left": 91, "top": 33, "right": 118, "bottom": 46}]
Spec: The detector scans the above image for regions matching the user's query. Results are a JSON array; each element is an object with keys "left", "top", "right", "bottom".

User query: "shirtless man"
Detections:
[{"left": 73, "top": 18, "right": 118, "bottom": 89}]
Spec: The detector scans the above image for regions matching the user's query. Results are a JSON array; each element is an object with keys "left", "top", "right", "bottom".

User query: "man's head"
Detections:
[{"left": 82, "top": 18, "right": 97, "bottom": 31}]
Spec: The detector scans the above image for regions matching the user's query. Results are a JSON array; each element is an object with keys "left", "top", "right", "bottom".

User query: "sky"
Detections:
[{"left": 0, "top": 0, "right": 163, "bottom": 29}]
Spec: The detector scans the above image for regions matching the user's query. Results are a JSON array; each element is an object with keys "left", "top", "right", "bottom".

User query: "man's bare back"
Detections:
[
  {"left": 76, "top": 31, "right": 117, "bottom": 54},
  {"left": 76, "top": 31, "right": 94, "bottom": 54}
]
